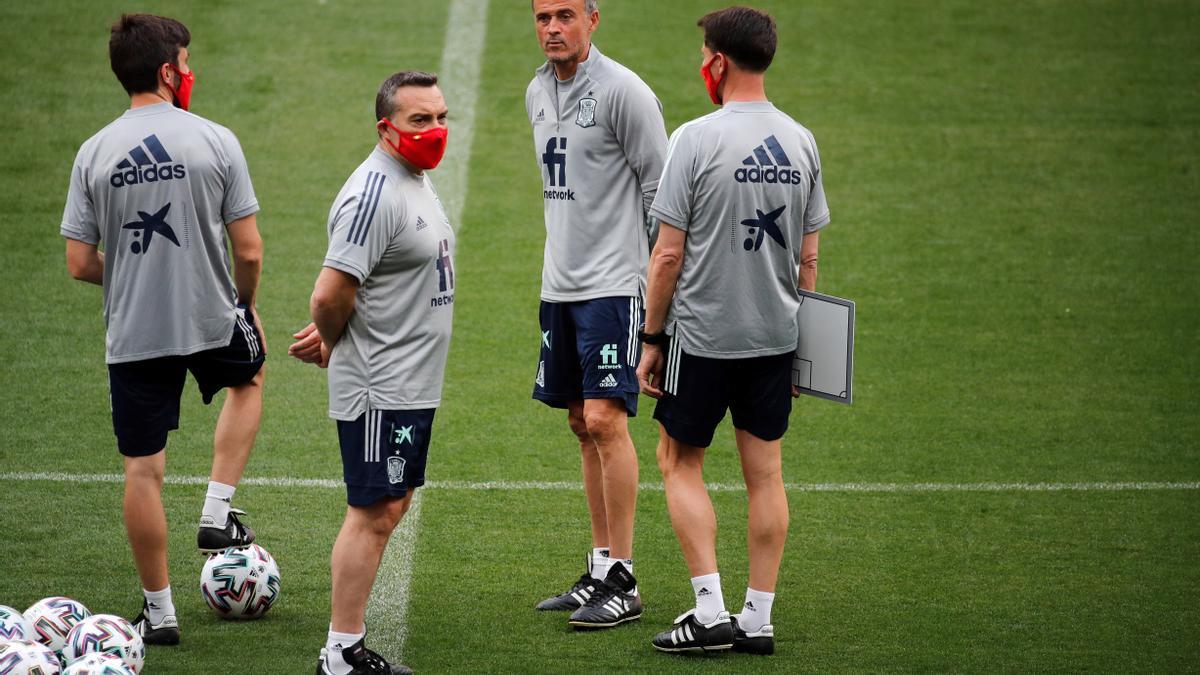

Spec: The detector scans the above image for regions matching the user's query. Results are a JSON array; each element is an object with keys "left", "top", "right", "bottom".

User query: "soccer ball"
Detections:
[
  {"left": 63, "top": 652, "right": 134, "bottom": 675},
  {"left": 200, "top": 543, "right": 281, "bottom": 619},
  {"left": 62, "top": 615, "right": 143, "bottom": 674},
  {"left": 0, "top": 604, "right": 36, "bottom": 643},
  {"left": 0, "top": 639, "right": 62, "bottom": 674},
  {"left": 24, "top": 597, "right": 91, "bottom": 655}
]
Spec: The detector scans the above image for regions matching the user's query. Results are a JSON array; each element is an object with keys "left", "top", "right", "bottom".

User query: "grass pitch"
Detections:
[{"left": 1, "top": 0, "right": 1198, "bottom": 672}]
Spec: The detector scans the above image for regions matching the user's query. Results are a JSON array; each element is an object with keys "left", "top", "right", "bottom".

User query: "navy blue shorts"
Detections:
[
  {"left": 532, "top": 296, "right": 642, "bottom": 416},
  {"left": 108, "top": 306, "right": 264, "bottom": 457},
  {"left": 337, "top": 408, "right": 434, "bottom": 507},
  {"left": 652, "top": 339, "right": 793, "bottom": 448}
]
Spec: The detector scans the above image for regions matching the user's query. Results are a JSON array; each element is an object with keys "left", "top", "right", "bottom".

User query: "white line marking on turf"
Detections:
[
  {"left": 367, "top": 489, "right": 423, "bottom": 661},
  {"left": 434, "top": 0, "right": 489, "bottom": 235},
  {"left": 370, "top": 0, "right": 490, "bottom": 661},
  {"left": 2, "top": 472, "right": 1197, "bottom": 493}
]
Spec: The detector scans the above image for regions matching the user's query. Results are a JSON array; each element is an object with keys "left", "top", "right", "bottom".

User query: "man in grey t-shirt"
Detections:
[
  {"left": 289, "top": 71, "right": 452, "bottom": 675},
  {"left": 636, "top": 8, "right": 829, "bottom": 655},
  {"left": 61, "top": 14, "right": 265, "bottom": 646},
  {"left": 526, "top": 0, "right": 668, "bottom": 630}
]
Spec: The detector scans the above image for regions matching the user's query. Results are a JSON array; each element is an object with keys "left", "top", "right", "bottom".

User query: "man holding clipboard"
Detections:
[{"left": 636, "top": 6, "right": 830, "bottom": 656}]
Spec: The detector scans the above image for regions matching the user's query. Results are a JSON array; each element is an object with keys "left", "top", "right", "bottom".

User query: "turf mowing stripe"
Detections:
[
  {"left": 3, "top": 472, "right": 1197, "bottom": 493},
  {"left": 434, "top": 0, "right": 489, "bottom": 234}
]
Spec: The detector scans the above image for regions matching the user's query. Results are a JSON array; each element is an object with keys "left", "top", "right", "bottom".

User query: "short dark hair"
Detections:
[
  {"left": 697, "top": 6, "right": 776, "bottom": 73},
  {"left": 108, "top": 13, "right": 191, "bottom": 95},
  {"left": 375, "top": 70, "right": 440, "bottom": 122}
]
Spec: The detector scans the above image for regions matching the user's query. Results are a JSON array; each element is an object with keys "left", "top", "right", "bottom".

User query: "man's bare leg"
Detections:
[
  {"left": 582, "top": 398, "right": 637, "bottom": 561},
  {"left": 735, "top": 429, "right": 788, "bottom": 592},
  {"left": 655, "top": 427, "right": 716, "bottom": 577},
  {"left": 568, "top": 401, "right": 608, "bottom": 554},
  {"left": 124, "top": 452, "right": 169, "bottom": 591}
]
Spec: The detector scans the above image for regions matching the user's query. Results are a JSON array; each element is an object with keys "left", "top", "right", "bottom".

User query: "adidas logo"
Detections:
[
  {"left": 745, "top": 601, "right": 756, "bottom": 611},
  {"left": 416, "top": 216, "right": 429, "bottom": 231},
  {"left": 697, "top": 587, "right": 712, "bottom": 597},
  {"left": 734, "top": 134, "right": 803, "bottom": 185},
  {"left": 110, "top": 134, "right": 186, "bottom": 188},
  {"left": 534, "top": 108, "right": 546, "bottom": 122},
  {"left": 599, "top": 373, "right": 618, "bottom": 388}
]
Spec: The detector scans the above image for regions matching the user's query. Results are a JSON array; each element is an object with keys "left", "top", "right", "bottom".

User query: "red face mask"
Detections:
[
  {"left": 380, "top": 119, "right": 448, "bottom": 171},
  {"left": 167, "top": 64, "right": 195, "bottom": 110},
  {"left": 701, "top": 54, "right": 724, "bottom": 106}
]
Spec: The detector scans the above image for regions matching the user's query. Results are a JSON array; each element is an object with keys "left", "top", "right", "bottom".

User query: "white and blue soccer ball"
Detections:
[
  {"left": 63, "top": 652, "right": 135, "bottom": 675},
  {"left": 0, "top": 639, "right": 62, "bottom": 674},
  {"left": 200, "top": 543, "right": 281, "bottom": 620},
  {"left": 62, "top": 615, "right": 143, "bottom": 674},
  {"left": 24, "top": 597, "right": 91, "bottom": 655},
  {"left": 0, "top": 604, "right": 36, "bottom": 643}
]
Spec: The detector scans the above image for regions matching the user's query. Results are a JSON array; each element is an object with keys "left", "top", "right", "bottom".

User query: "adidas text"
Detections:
[
  {"left": 734, "top": 165, "right": 803, "bottom": 185},
  {"left": 111, "top": 163, "right": 186, "bottom": 188}
]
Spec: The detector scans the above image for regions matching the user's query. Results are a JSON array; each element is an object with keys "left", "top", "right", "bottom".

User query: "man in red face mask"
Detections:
[
  {"left": 289, "top": 71, "right": 454, "bottom": 675},
  {"left": 60, "top": 13, "right": 265, "bottom": 647},
  {"left": 639, "top": 7, "right": 831, "bottom": 655}
]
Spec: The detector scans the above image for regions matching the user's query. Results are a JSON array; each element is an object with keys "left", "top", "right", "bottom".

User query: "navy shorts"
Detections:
[
  {"left": 532, "top": 296, "right": 642, "bottom": 416},
  {"left": 337, "top": 408, "right": 434, "bottom": 507},
  {"left": 652, "top": 338, "right": 793, "bottom": 448},
  {"left": 108, "top": 306, "right": 264, "bottom": 457}
]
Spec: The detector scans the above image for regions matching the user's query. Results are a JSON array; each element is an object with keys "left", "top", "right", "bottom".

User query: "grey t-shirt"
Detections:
[
  {"left": 525, "top": 44, "right": 668, "bottom": 302},
  {"left": 323, "top": 147, "right": 456, "bottom": 420},
  {"left": 649, "top": 101, "right": 830, "bottom": 359},
  {"left": 60, "top": 102, "right": 259, "bottom": 363}
]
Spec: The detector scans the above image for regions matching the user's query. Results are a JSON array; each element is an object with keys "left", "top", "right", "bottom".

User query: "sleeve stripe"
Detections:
[
  {"left": 345, "top": 171, "right": 377, "bottom": 244},
  {"left": 354, "top": 173, "right": 387, "bottom": 247}
]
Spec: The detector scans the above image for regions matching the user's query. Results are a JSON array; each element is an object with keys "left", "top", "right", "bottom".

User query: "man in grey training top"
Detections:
[
  {"left": 526, "top": 0, "right": 668, "bottom": 630},
  {"left": 61, "top": 13, "right": 265, "bottom": 647},
  {"left": 637, "top": 7, "right": 830, "bottom": 655},
  {"left": 289, "top": 70, "right": 453, "bottom": 675}
]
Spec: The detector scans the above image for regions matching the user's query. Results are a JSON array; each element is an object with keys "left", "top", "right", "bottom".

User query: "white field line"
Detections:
[
  {"left": 369, "top": 0, "right": 491, "bottom": 661},
  {"left": 367, "top": 489, "right": 422, "bottom": 660},
  {"left": 433, "top": 0, "right": 489, "bottom": 235},
  {"left": 1, "top": 472, "right": 1197, "bottom": 493}
]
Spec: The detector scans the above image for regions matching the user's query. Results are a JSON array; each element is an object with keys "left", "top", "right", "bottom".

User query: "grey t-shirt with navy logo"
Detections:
[
  {"left": 649, "top": 101, "right": 830, "bottom": 359},
  {"left": 323, "top": 147, "right": 456, "bottom": 420},
  {"left": 60, "top": 102, "right": 259, "bottom": 364},
  {"left": 525, "top": 44, "right": 668, "bottom": 302}
]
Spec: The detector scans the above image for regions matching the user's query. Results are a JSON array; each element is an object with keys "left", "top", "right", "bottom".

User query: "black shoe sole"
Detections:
[
  {"left": 568, "top": 612, "right": 643, "bottom": 629},
  {"left": 732, "top": 636, "right": 774, "bottom": 655},
  {"left": 197, "top": 539, "right": 253, "bottom": 555},
  {"left": 652, "top": 642, "right": 733, "bottom": 653},
  {"left": 143, "top": 629, "right": 181, "bottom": 646}
]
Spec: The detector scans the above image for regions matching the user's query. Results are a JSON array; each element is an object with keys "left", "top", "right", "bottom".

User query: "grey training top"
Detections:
[
  {"left": 323, "top": 147, "right": 456, "bottom": 420},
  {"left": 525, "top": 44, "right": 668, "bottom": 302},
  {"left": 60, "top": 102, "right": 259, "bottom": 364},
  {"left": 649, "top": 101, "right": 830, "bottom": 359}
]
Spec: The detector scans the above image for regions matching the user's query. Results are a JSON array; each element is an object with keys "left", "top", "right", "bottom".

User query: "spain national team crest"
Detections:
[
  {"left": 576, "top": 98, "right": 597, "bottom": 128},
  {"left": 387, "top": 455, "right": 407, "bottom": 485}
]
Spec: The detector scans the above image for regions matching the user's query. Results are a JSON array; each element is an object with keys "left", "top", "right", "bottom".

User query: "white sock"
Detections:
[
  {"left": 690, "top": 572, "right": 725, "bottom": 624},
  {"left": 143, "top": 586, "right": 175, "bottom": 625},
  {"left": 738, "top": 588, "right": 775, "bottom": 633},
  {"left": 591, "top": 547, "right": 611, "bottom": 580},
  {"left": 323, "top": 626, "right": 365, "bottom": 675},
  {"left": 202, "top": 481, "right": 236, "bottom": 528}
]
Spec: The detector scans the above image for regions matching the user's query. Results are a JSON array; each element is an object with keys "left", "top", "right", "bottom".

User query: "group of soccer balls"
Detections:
[{"left": 0, "top": 543, "right": 281, "bottom": 673}]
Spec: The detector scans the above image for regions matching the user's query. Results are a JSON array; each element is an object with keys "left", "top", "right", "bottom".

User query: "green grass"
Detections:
[{"left": 1, "top": 0, "right": 1198, "bottom": 672}]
